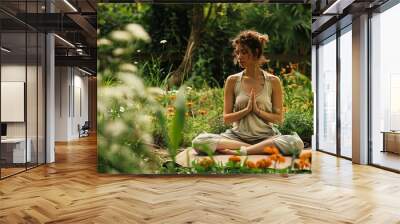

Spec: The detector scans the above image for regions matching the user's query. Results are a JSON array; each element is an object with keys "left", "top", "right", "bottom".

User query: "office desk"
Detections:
[
  {"left": 381, "top": 131, "right": 400, "bottom": 154},
  {"left": 1, "top": 138, "right": 32, "bottom": 163}
]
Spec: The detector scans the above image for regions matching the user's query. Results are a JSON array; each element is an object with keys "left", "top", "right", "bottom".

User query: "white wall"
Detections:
[{"left": 55, "top": 67, "right": 89, "bottom": 141}]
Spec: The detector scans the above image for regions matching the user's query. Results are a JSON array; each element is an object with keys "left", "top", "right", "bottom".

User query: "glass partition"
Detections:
[
  {"left": 339, "top": 27, "right": 352, "bottom": 158},
  {"left": 317, "top": 35, "right": 337, "bottom": 154},
  {"left": 0, "top": 13, "right": 28, "bottom": 178},
  {"left": 371, "top": 3, "right": 400, "bottom": 171},
  {"left": 0, "top": 1, "right": 46, "bottom": 179}
]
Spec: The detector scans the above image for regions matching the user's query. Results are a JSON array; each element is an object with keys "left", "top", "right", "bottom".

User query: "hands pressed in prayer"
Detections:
[{"left": 247, "top": 88, "right": 261, "bottom": 115}]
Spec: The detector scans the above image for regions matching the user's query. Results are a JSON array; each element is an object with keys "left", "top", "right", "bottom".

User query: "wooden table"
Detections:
[{"left": 381, "top": 131, "right": 400, "bottom": 154}]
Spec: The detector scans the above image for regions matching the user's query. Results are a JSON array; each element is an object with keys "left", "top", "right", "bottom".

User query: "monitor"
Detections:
[{"left": 1, "top": 123, "right": 7, "bottom": 137}]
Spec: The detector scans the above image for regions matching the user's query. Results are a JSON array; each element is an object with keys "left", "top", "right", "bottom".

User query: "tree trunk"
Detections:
[{"left": 167, "top": 6, "right": 205, "bottom": 88}]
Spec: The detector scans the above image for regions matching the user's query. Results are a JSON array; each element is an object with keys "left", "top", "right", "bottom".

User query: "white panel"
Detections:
[{"left": 1, "top": 82, "right": 25, "bottom": 122}]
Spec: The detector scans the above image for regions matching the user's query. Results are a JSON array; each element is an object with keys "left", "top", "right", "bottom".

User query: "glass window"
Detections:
[
  {"left": 1, "top": 8, "right": 28, "bottom": 178},
  {"left": 0, "top": 0, "right": 46, "bottom": 179},
  {"left": 318, "top": 35, "right": 337, "bottom": 154},
  {"left": 339, "top": 27, "right": 352, "bottom": 158},
  {"left": 371, "top": 3, "right": 400, "bottom": 171}
]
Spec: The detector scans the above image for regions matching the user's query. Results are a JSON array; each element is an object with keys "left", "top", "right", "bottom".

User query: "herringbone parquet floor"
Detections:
[{"left": 1, "top": 135, "right": 400, "bottom": 224}]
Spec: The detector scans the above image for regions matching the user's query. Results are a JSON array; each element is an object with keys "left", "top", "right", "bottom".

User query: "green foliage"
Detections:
[
  {"left": 168, "top": 87, "right": 186, "bottom": 162},
  {"left": 278, "top": 69, "right": 314, "bottom": 143},
  {"left": 98, "top": 3, "right": 311, "bottom": 88},
  {"left": 281, "top": 70, "right": 313, "bottom": 113},
  {"left": 97, "top": 23, "right": 165, "bottom": 174},
  {"left": 151, "top": 87, "right": 229, "bottom": 149},
  {"left": 278, "top": 110, "right": 313, "bottom": 143}
]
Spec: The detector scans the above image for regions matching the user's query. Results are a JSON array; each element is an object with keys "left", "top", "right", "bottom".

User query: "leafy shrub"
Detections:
[
  {"left": 151, "top": 87, "right": 229, "bottom": 149},
  {"left": 277, "top": 110, "right": 313, "bottom": 144},
  {"left": 97, "top": 23, "right": 165, "bottom": 174}
]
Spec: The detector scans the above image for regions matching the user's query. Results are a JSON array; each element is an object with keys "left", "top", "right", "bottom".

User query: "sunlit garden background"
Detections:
[{"left": 97, "top": 3, "right": 312, "bottom": 174}]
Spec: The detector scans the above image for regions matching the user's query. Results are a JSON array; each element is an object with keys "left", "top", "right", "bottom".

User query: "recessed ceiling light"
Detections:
[
  {"left": 78, "top": 67, "right": 93, "bottom": 76},
  {"left": 1, "top": 47, "right": 11, "bottom": 53},
  {"left": 54, "top": 34, "right": 75, "bottom": 48},
  {"left": 63, "top": 0, "right": 78, "bottom": 12}
]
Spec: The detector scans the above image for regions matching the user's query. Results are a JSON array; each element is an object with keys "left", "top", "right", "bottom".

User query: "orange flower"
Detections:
[
  {"left": 290, "top": 63, "right": 298, "bottom": 70},
  {"left": 256, "top": 160, "right": 265, "bottom": 169},
  {"left": 269, "top": 154, "right": 278, "bottom": 162},
  {"left": 167, "top": 106, "right": 175, "bottom": 113},
  {"left": 277, "top": 154, "right": 286, "bottom": 163},
  {"left": 169, "top": 95, "right": 176, "bottom": 101},
  {"left": 186, "top": 101, "right": 194, "bottom": 108},
  {"left": 264, "top": 158, "right": 272, "bottom": 167},
  {"left": 199, "top": 96, "right": 207, "bottom": 103},
  {"left": 198, "top": 109, "right": 208, "bottom": 115},
  {"left": 297, "top": 159, "right": 310, "bottom": 169},
  {"left": 199, "top": 157, "right": 214, "bottom": 168},
  {"left": 256, "top": 158, "right": 272, "bottom": 169},
  {"left": 264, "top": 146, "right": 280, "bottom": 155},
  {"left": 269, "top": 154, "right": 285, "bottom": 164},
  {"left": 245, "top": 161, "right": 256, "bottom": 169},
  {"left": 228, "top": 155, "right": 241, "bottom": 163},
  {"left": 299, "top": 150, "right": 312, "bottom": 161}
]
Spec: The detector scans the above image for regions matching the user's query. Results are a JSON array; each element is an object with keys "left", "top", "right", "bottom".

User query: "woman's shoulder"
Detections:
[
  {"left": 263, "top": 71, "right": 281, "bottom": 84},
  {"left": 225, "top": 72, "right": 242, "bottom": 84}
]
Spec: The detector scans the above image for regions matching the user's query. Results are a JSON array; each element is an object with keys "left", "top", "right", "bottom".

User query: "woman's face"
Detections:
[{"left": 235, "top": 44, "right": 258, "bottom": 68}]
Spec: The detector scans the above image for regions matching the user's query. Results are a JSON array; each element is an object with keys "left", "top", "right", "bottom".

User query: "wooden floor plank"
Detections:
[{"left": 0, "top": 135, "right": 399, "bottom": 223}]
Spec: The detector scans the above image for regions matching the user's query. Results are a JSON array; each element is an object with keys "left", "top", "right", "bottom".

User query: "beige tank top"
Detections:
[{"left": 230, "top": 70, "right": 279, "bottom": 141}]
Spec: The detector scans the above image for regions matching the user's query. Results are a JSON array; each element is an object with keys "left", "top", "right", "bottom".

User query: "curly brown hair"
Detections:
[{"left": 232, "top": 30, "right": 269, "bottom": 65}]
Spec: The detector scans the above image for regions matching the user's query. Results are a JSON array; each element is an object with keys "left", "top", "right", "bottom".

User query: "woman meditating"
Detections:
[{"left": 192, "top": 30, "right": 304, "bottom": 157}]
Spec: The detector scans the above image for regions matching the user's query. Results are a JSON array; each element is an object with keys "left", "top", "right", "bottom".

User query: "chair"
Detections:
[{"left": 79, "top": 121, "right": 90, "bottom": 138}]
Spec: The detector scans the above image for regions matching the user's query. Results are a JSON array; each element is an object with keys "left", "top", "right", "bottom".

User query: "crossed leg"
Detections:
[
  {"left": 215, "top": 138, "right": 276, "bottom": 155},
  {"left": 215, "top": 138, "right": 250, "bottom": 155}
]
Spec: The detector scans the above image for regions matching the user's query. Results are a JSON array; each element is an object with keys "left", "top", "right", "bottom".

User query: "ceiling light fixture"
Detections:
[
  {"left": 63, "top": 0, "right": 78, "bottom": 12},
  {"left": 322, "top": 0, "right": 355, "bottom": 15},
  {"left": 78, "top": 67, "right": 93, "bottom": 76},
  {"left": 54, "top": 34, "right": 75, "bottom": 48},
  {"left": 322, "top": 0, "right": 342, "bottom": 14},
  {"left": 1, "top": 47, "right": 11, "bottom": 53}
]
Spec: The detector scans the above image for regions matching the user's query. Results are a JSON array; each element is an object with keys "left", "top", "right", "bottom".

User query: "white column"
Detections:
[
  {"left": 311, "top": 45, "right": 317, "bottom": 151},
  {"left": 352, "top": 14, "right": 369, "bottom": 164},
  {"left": 46, "top": 33, "right": 55, "bottom": 163},
  {"left": 46, "top": 1, "right": 55, "bottom": 163}
]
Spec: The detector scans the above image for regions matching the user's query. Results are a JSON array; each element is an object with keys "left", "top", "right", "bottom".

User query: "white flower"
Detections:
[
  {"left": 147, "top": 87, "right": 164, "bottom": 96},
  {"left": 136, "top": 49, "right": 141, "bottom": 53},
  {"left": 113, "top": 48, "right": 125, "bottom": 56},
  {"left": 141, "top": 133, "right": 153, "bottom": 143},
  {"left": 97, "top": 38, "right": 111, "bottom": 46},
  {"left": 119, "top": 63, "right": 137, "bottom": 73},
  {"left": 110, "top": 30, "right": 132, "bottom": 42},
  {"left": 160, "top": 39, "right": 167, "bottom": 44},
  {"left": 134, "top": 61, "right": 138, "bottom": 65},
  {"left": 119, "top": 106, "right": 125, "bottom": 112},
  {"left": 118, "top": 73, "right": 144, "bottom": 94},
  {"left": 125, "top": 23, "right": 150, "bottom": 42},
  {"left": 105, "top": 120, "right": 127, "bottom": 137}
]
